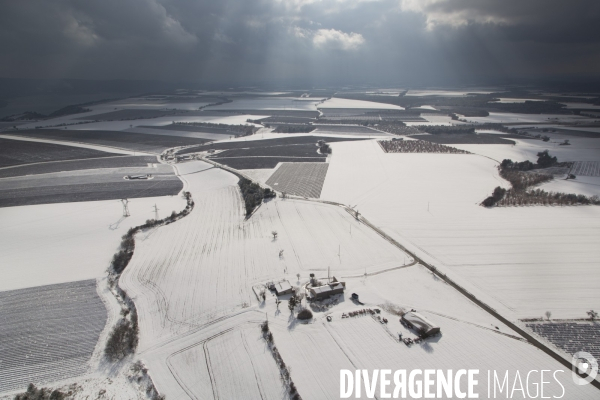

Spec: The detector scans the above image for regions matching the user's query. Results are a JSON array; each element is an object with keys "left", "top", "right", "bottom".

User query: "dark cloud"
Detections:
[{"left": 0, "top": 0, "right": 599, "bottom": 86}]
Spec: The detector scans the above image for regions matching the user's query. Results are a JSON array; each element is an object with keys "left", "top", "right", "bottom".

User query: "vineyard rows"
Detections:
[{"left": 0, "top": 279, "right": 107, "bottom": 393}]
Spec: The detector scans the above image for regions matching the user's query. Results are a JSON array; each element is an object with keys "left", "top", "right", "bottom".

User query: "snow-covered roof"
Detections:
[
  {"left": 310, "top": 282, "right": 345, "bottom": 295},
  {"left": 402, "top": 311, "right": 440, "bottom": 334},
  {"left": 275, "top": 281, "right": 292, "bottom": 293}
]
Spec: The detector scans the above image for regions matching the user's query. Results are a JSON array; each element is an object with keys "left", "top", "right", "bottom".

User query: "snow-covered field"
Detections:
[
  {"left": 15, "top": 114, "right": 265, "bottom": 132},
  {"left": 162, "top": 320, "right": 286, "bottom": 400},
  {"left": 264, "top": 264, "right": 598, "bottom": 399},
  {"left": 4, "top": 90, "right": 600, "bottom": 399},
  {"left": 320, "top": 139, "right": 600, "bottom": 319},
  {"left": 271, "top": 311, "right": 598, "bottom": 399},
  {"left": 318, "top": 97, "right": 404, "bottom": 110},
  {"left": 405, "top": 114, "right": 455, "bottom": 126},
  {"left": 205, "top": 97, "right": 322, "bottom": 111},
  {"left": 452, "top": 137, "right": 600, "bottom": 163},
  {"left": 464, "top": 112, "right": 590, "bottom": 124},
  {"left": 89, "top": 97, "right": 214, "bottom": 111},
  {"left": 540, "top": 176, "right": 600, "bottom": 197},
  {"left": 0, "top": 194, "right": 186, "bottom": 291},
  {"left": 405, "top": 89, "right": 497, "bottom": 96},
  {"left": 491, "top": 98, "right": 544, "bottom": 103},
  {"left": 120, "top": 162, "right": 412, "bottom": 349}
]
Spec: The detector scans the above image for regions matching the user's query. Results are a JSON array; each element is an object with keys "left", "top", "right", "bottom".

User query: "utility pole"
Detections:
[
  {"left": 121, "top": 199, "right": 130, "bottom": 217},
  {"left": 153, "top": 204, "right": 159, "bottom": 220}
]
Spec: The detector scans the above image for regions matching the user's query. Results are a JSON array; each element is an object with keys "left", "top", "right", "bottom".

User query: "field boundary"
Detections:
[
  {"left": 284, "top": 194, "right": 600, "bottom": 390},
  {"left": 172, "top": 156, "right": 600, "bottom": 390},
  {"left": 0, "top": 133, "right": 152, "bottom": 155}
]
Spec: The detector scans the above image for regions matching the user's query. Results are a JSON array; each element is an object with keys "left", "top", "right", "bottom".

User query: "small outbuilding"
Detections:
[
  {"left": 273, "top": 280, "right": 293, "bottom": 296},
  {"left": 401, "top": 311, "right": 440, "bottom": 337}
]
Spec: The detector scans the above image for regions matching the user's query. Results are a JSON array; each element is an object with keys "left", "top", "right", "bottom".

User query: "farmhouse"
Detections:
[
  {"left": 309, "top": 277, "right": 346, "bottom": 300},
  {"left": 272, "top": 280, "right": 293, "bottom": 296},
  {"left": 401, "top": 311, "right": 440, "bottom": 337}
]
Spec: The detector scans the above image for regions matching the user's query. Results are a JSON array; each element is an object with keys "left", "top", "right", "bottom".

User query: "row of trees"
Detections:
[
  {"left": 501, "top": 150, "right": 559, "bottom": 172},
  {"left": 497, "top": 189, "right": 600, "bottom": 207},
  {"left": 174, "top": 121, "right": 257, "bottom": 136},
  {"left": 379, "top": 139, "right": 470, "bottom": 154},
  {"left": 483, "top": 151, "right": 599, "bottom": 207},
  {"left": 105, "top": 192, "right": 195, "bottom": 361},
  {"left": 260, "top": 321, "right": 302, "bottom": 400},
  {"left": 104, "top": 312, "right": 139, "bottom": 362},
  {"left": 272, "top": 124, "right": 316, "bottom": 133}
]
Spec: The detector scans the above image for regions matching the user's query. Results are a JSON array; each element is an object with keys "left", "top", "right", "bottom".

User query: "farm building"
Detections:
[
  {"left": 401, "top": 311, "right": 440, "bottom": 337},
  {"left": 309, "top": 278, "right": 346, "bottom": 300},
  {"left": 272, "top": 280, "right": 293, "bottom": 296}
]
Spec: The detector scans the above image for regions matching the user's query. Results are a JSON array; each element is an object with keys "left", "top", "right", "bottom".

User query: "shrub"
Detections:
[
  {"left": 13, "top": 384, "right": 67, "bottom": 400},
  {"left": 319, "top": 143, "right": 332, "bottom": 154},
  {"left": 481, "top": 186, "right": 507, "bottom": 207},
  {"left": 104, "top": 319, "right": 139, "bottom": 361},
  {"left": 297, "top": 308, "right": 313, "bottom": 320},
  {"left": 537, "top": 150, "right": 557, "bottom": 168},
  {"left": 261, "top": 320, "right": 269, "bottom": 333},
  {"left": 288, "top": 295, "right": 298, "bottom": 314},
  {"left": 481, "top": 196, "right": 496, "bottom": 207}
]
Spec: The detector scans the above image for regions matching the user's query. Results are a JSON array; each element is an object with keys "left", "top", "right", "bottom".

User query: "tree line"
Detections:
[{"left": 482, "top": 151, "right": 600, "bottom": 207}]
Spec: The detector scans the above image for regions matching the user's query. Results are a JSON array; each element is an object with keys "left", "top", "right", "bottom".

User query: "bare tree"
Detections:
[
  {"left": 296, "top": 273, "right": 300, "bottom": 282},
  {"left": 288, "top": 295, "right": 298, "bottom": 314},
  {"left": 588, "top": 310, "right": 598, "bottom": 321},
  {"left": 272, "top": 231, "right": 278, "bottom": 240},
  {"left": 545, "top": 311, "right": 552, "bottom": 320}
]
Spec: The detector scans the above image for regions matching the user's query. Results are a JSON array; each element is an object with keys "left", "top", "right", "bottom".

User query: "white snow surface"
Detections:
[
  {"left": 239, "top": 168, "right": 277, "bottom": 186},
  {"left": 464, "top": 112, "right": 591, "bottom": 124},
  {"left": 319, "top": 97, "right": 404, "bottom": 110},
  {"left": 204, "top": 97, "right": 322, "bottom": 111},
  {"left": 121, "top": 162, "right": 411, "bottom": 348},
  {"left": 320, "top": 140, "right": 600, "bottom": 319},
  {"left": 0, "top": 195, "right": 186, "bottom": 292},
  {"left": 405, "top": 89, "right": 497, "bottom": 96},
  {"left": 540, "top": 176, "right": 600, "bottom": 197},
  {"left": 452, "top": 137, "right": 600, "bottom": 163},
  {"left": 0, "top": 134, "right": 143, "bottom": 155}
]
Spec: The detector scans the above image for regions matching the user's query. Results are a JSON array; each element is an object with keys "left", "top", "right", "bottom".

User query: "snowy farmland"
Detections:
[
  {"left": 0, "top": 194, "right": 186, "bottom": 292},
  {"left": 270, "top": 312, "right": 598, "bottom": 399},
  {"left": 120, "top": 162, "right": 412, "bottom": 349},
  {"left": 0, "top": 279, "right": 107, "bottom": 393},
  {"left": 204, "top": 97, "right": 321, "bottom": 111},
  {"left": 3, "top": 87, "right": 600, "bottom": 399},
  {"left": 0, "top": 164, "right": 182, "bottom": 207},
  {"left": 320, "top": 139, "right": 600, "bottom": 320},
  {"left": 318, "top": 97, "right": 404, "bottom": 110},
  {"left": 265, "top": 162, "right": 330, "bottom": 198}
]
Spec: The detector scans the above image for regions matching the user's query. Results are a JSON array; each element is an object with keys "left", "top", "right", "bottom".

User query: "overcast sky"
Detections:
[{"left": 1, "top": 0, "right": 599, "bottom": 86}]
